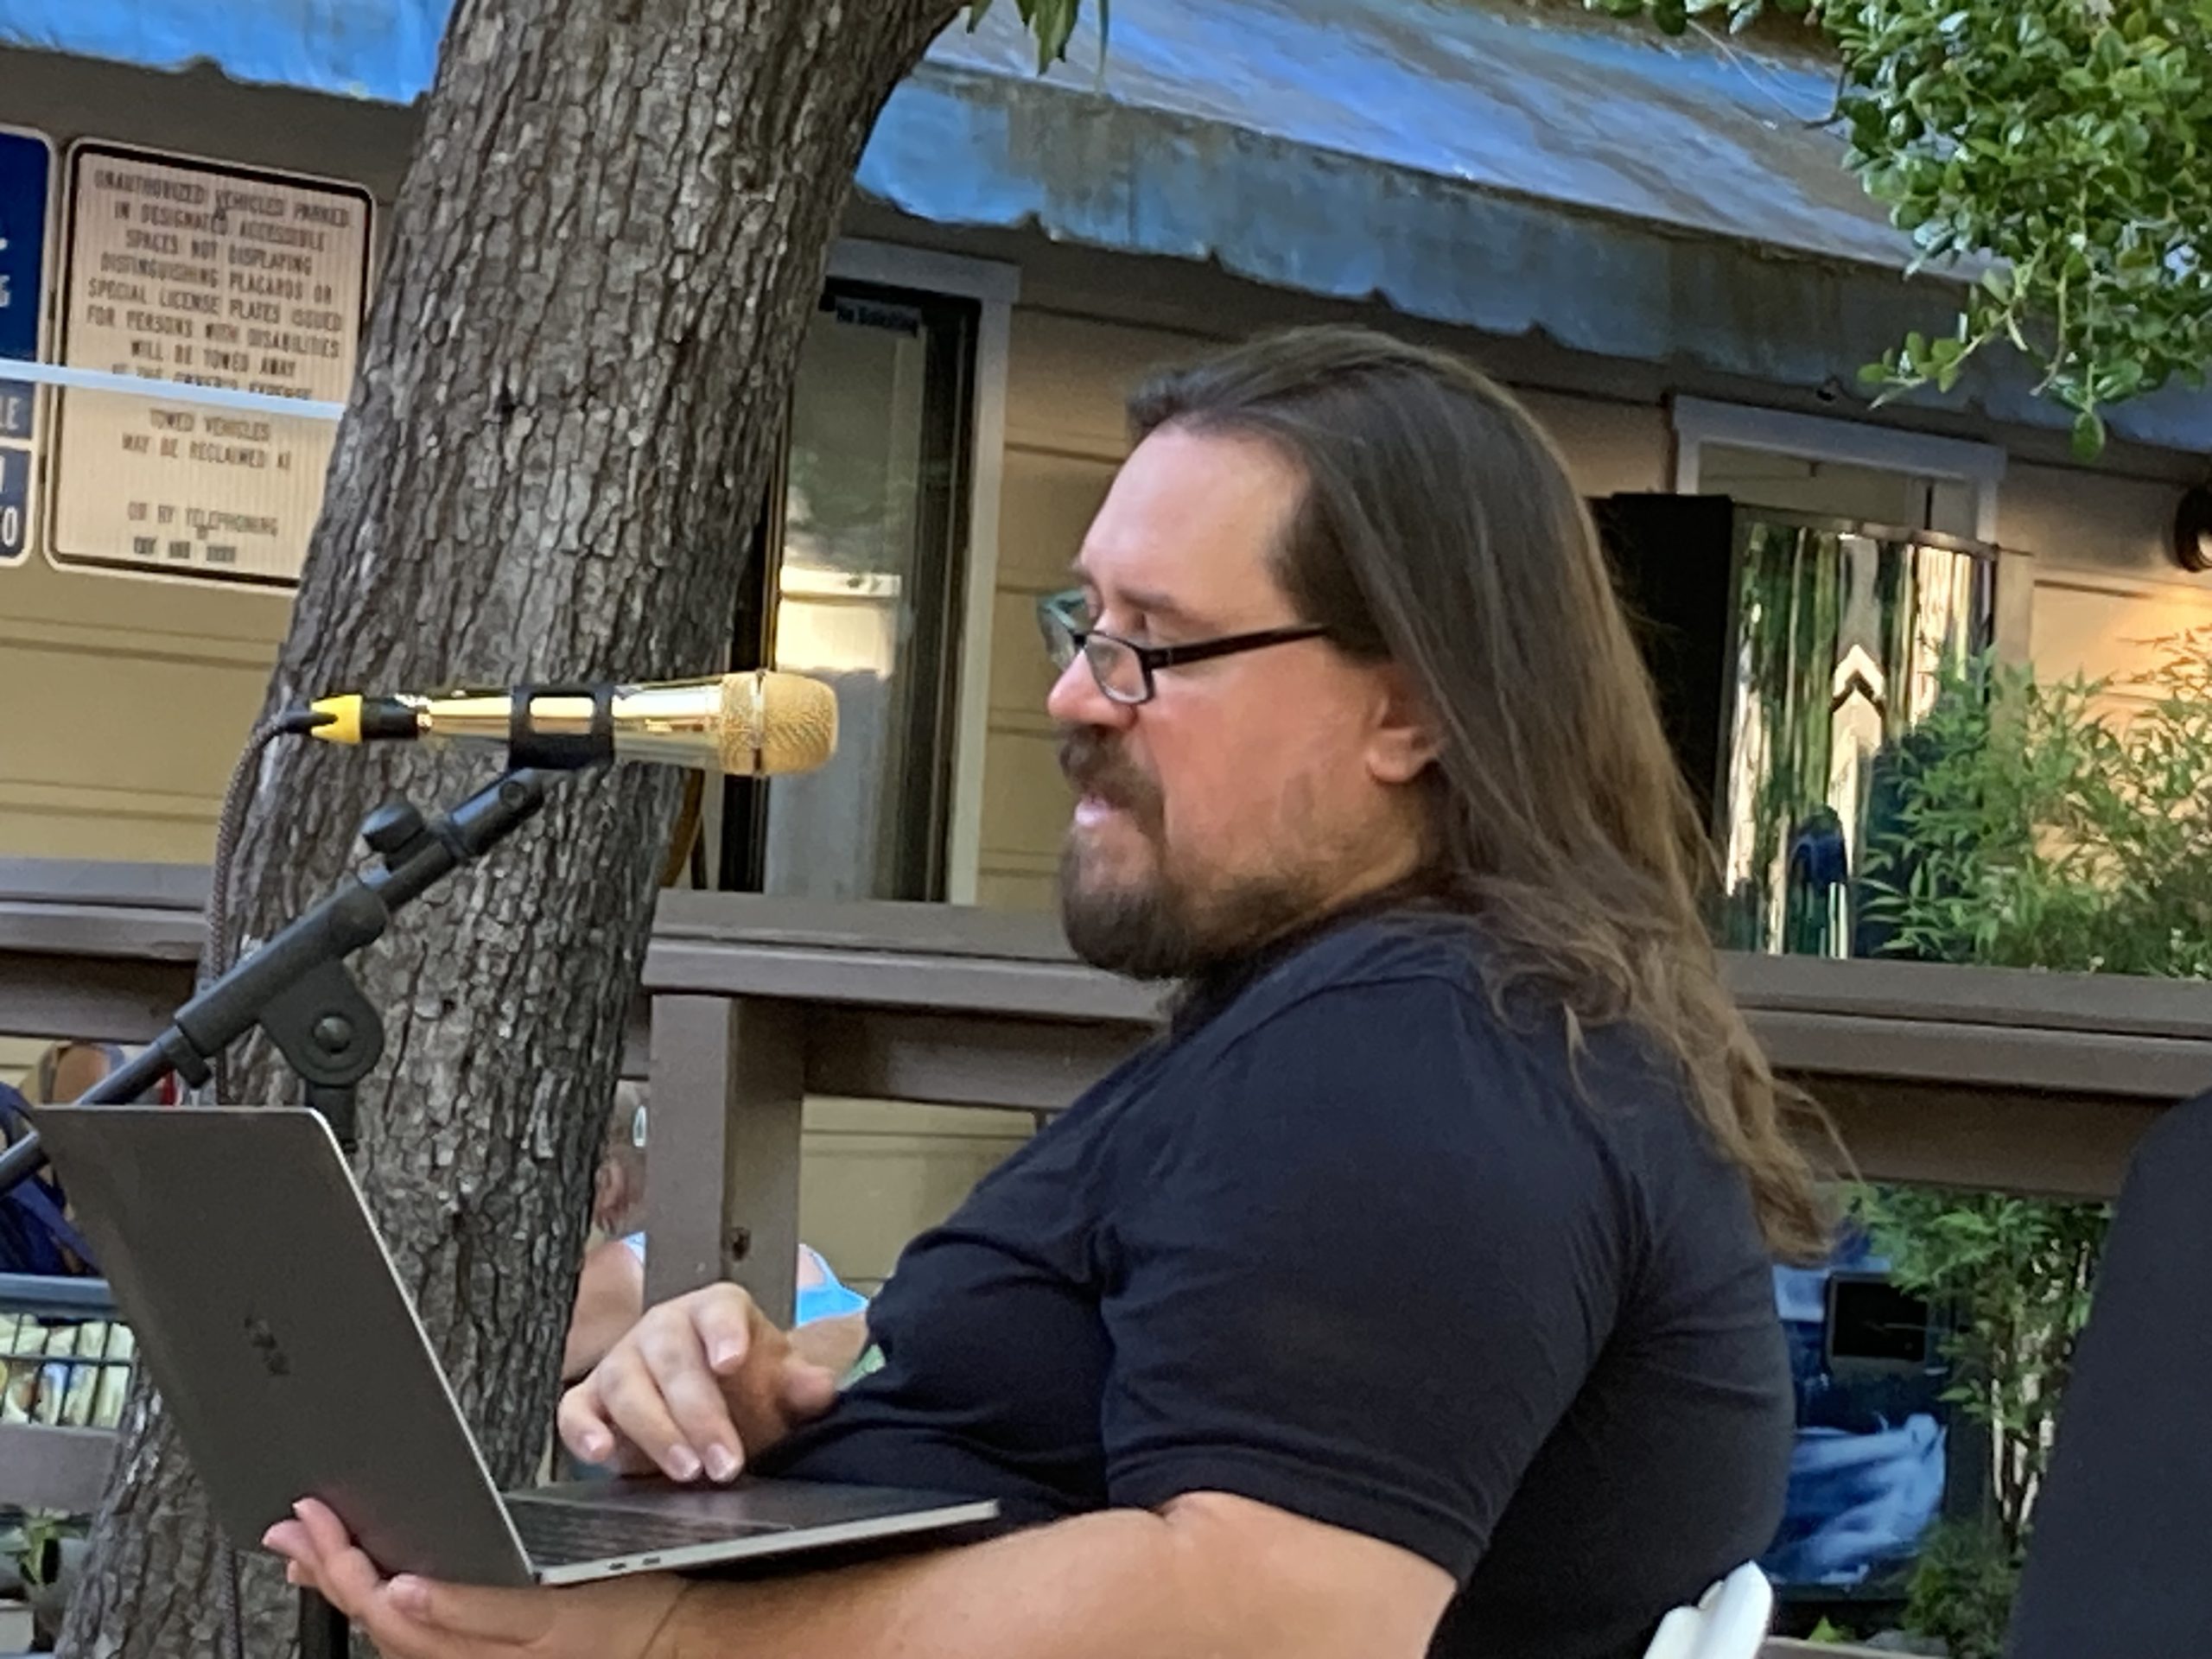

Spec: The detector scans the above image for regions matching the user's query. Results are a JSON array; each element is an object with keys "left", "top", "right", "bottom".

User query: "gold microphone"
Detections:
[{"left": 300, "top": 671, "right": 838, "bottom": 777}]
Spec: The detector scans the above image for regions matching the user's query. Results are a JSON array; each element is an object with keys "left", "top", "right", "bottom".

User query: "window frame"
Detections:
[
  {"left": 713, "top": 239, "right": 1017, "bottom": 904},
  {"left": 1671, "top": 394, "right": 2006, "bottom": 545}
]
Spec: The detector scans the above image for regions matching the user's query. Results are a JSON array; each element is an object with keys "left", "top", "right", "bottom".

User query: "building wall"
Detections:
[
  {"left": 6, "top": 45, "right": 2196, "bottom": 885},
  {"left": 2002, "top": 462, "right": 2212, "bottom": 697},
  {"left": 797, "top": 1099, "right": 1038, "bottom": 1289},
  {"left": 0, "top": 542, "right": 283, "bottom": 859}
]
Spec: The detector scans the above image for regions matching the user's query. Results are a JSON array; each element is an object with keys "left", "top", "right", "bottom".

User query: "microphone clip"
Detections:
[{"left": 506, "top": 683, "right": 618, "bottom": 771}]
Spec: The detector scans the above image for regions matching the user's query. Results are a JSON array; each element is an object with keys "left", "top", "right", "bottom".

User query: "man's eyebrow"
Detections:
[
  {"left": 1066, "top": 570, "right": 1203, "bottom": 629},
  {"left": 1122, "top": 585, "right": 1198, "bottom": 625}
]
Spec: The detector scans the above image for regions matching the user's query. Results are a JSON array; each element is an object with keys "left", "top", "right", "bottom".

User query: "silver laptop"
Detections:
[{"left": 35, "top": 1103, "right": 999, "bottom": 1586}]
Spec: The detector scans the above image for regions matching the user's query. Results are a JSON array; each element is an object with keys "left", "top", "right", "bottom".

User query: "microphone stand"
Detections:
[{"left": 0, "top": 766, "right": 551, "bottom": 1659}]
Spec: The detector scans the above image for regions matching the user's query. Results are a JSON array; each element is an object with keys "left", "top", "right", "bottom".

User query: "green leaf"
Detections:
[
  {"left": 2071, "top": 408, "right": 2107, "bottom": 461},
  {"left": 1602, "top": 0, "right": 2212, "bottom": 440}
]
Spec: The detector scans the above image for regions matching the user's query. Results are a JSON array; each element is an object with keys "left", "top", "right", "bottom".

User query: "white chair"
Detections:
[{"left": 1640, "top": 1562, "right": 1775, "bottom": 1659}]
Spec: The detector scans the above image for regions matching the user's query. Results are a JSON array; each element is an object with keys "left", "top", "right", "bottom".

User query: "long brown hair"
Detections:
[{"left": 1130, "top": 326, "right": 1833, "bottom": 1261}]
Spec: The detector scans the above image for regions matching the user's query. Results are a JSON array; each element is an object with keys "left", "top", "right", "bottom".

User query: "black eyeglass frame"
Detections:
[{"left": 1036, "top": 589, "right": 1330, "bottom": 707}]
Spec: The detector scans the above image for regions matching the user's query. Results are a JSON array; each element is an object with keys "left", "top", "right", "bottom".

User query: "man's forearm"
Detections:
[
  {"left": 650, "top": 1510, "right": 1207, "bottom": 1659},
  {"left": 646, "top": 1497, "right": 1442, "bottom": 1659}
]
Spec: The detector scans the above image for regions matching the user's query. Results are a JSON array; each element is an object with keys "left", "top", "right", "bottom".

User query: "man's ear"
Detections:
[{"left": 1364, "top": 666, "right": 1441, "bottom": 785}]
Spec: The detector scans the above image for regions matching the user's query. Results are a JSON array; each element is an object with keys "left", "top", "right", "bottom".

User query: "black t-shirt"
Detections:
[{"left": 760, "top": 912, "right": 1792, "bottom": 1658}]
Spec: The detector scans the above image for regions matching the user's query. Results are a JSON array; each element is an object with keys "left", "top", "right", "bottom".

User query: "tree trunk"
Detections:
[{"left": 60, "top": 0, "right": 958, "bottom": 1651}]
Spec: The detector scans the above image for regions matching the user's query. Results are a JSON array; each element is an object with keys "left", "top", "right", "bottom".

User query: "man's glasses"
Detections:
[{"left": 1036, "top": 590, "right": 1330, "bottom": 707}]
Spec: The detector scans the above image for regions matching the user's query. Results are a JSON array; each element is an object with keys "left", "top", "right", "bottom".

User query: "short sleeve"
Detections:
[{"left": 1098, "top": 974, "right": 1628, "bottom": 1582}]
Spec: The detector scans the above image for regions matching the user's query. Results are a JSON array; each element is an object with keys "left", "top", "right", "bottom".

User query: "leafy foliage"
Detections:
[
  {"left": 1859, "top": 632, "right": 2212, "bottom": 975},
  {"left": 967, "top": 0, "right": 1109, "bottom": 71},
  {"left": 1843, "top": 631, "right": 2212, "bottom": 1652},
  {"left": 1896, "top": 1516, "right": 2026, "bottom": 1659},
  {"left": 1592, "top": 0, "right": 2212, "bottom": 454},
  {"left": 1854, "top": 1185, "right": 2107, "bottom": 1553},
  {"left": 0, "top": 1510, "right": 67, "bottom": 1591}
]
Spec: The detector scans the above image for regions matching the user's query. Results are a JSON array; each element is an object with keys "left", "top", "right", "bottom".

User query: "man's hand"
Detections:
[
  {"left": 265, "top": 1498, "right": 685, "bottom": 1659},
  {"left": 557, "top": 1284, "right": 841, "bottom": 1482}
]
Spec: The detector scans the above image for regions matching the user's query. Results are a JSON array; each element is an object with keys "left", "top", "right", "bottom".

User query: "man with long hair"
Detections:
[{"left": 273, "top": 327, "right": 1828, "bottom": 1659}]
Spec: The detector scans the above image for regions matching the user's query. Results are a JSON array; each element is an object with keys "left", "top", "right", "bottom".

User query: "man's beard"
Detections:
[{"left": 1056, "top": 728, "right": 1334, "bottom": 982}]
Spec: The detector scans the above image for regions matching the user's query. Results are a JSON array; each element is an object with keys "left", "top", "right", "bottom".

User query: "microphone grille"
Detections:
[{"left": 719, "top": 671, "right": 838, "bottom": 775}]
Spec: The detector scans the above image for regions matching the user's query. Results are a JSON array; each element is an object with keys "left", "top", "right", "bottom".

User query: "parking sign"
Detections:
[{"left": 0, "top": 128, "right": 51, "bottom": 563}]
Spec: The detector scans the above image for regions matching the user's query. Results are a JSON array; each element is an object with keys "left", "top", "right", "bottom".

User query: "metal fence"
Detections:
[{"left": 0, "top": 1275, "right": 131, "bottom": 1434}]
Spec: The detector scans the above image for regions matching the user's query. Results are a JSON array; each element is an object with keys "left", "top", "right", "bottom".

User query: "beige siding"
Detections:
[
  {"left": 1516, "top": 389, "right": 1669, "bottom": 499},
  {"left": 2027, "top": 568, "right": 2212, "bottom": 699},
  {"left": 797, "top": 1098, "right": 1039, "bottom": 1287},
  {"left": 0, "top": 552, "right": 287, "bottom": 860},
  {"left": 2000, "top": 461, "right": 2212, "bottom": 699},
  {"left": 0, "top": 1038, "right": 43, "bottom": 1085},
  {"left": 976, "top": 310, "right": 1203, "bottom": 912}
]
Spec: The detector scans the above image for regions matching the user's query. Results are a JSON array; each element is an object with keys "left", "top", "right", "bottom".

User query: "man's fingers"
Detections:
[
  {"left": 690, "top": 1289, "right": 758, "bottom": 1374},
  {"left": 270, "top": 1501, "right": 551, "bottom": 1659},
  {"left": 779, "top": 1359, "right": 840, "bottom": 1419},
  {"left": 556, "top": 1377, "right": 658, "bottom": 1474},
  {"left": 554, "top": 1285, "right": 795, "bottom": 1484},
  {"left": 594, "top": 1344, "right": 714, "bottom": 1482},
  {"left": 353, "top": 1586, "right": 448, "bottom": 1659},
  {"left": 556, "top": 1378, "right": 619, "bottom": 1465},
  {"left": 289, "top": 1498, "right": 352, "bottom": 1561},
  {"left": 389, "top": 1573, "right": 558, "bottom": 1643},
  {"left": 639, "top": 1317, "right": 747, "bottom": 1480},
  {"left": 288, "top": 1501, "right": 387, "bottom": 1624}
]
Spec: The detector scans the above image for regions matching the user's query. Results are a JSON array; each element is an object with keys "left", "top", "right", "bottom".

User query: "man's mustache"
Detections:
[{"left": 1058, "top": 727, "right": 1159, "bottom": 816}]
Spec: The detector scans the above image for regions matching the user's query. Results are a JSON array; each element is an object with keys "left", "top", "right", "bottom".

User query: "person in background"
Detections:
[
  {"left": 1, "top": 1039, "right": 168, "bottom": 1278},
  {"left": 562, "top": 1084, "right": 868, "bottom": 1384},
  {"left": 31, "top": 1041, "right": 127, "bottom": 1109},
  {"left": 3, "top": 1041, "right": 148, "bottom": 1428},
  {"left": 22, "top": 1039, "right": 178, "bottom": 1109}
]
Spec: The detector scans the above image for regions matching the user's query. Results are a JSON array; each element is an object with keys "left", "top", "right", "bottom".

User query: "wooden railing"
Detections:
[{"left": 7, "top": 855, "right": 2211, "bottom": 1328}]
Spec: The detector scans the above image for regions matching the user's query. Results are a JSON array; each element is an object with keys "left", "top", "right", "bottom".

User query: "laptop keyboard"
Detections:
[{"left": 505, "top": 1496, "right": 788, "bottom": 1567}]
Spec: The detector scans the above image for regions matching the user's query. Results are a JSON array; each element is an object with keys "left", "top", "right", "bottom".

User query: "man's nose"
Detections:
[{"left": 1046, "top": 654, "right": 1134, "bottom": 728}]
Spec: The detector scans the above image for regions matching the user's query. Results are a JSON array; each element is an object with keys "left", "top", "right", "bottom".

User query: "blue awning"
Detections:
[
  {"left": 0, "top": 1, "right": 444, "bottom": 104},
  {"left": 6, "top": 0, "right": 2209, "bottom": 451}
]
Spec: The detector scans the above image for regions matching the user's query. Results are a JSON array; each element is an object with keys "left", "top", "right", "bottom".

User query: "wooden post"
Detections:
[{"left": 645, "top": 992, "right": 805, "bottom": 1325}]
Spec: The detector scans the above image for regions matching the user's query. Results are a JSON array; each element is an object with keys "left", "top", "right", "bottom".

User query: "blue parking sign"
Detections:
[
  {"left": 0, "top": 128, "right": 49, "bottom": 563},
  {"left": 0, "top": 445, "right": 27, "bottom": 560},
  {"left": 0, "top": 131, "right": 44, "bottom": 355}
]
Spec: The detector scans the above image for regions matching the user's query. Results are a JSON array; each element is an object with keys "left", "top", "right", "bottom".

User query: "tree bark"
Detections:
[{"left": 60, "top": 0, "right": 958, "bottom": 1651}]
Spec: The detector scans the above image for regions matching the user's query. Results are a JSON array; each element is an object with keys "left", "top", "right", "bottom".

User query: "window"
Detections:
[
  {"left": 1669, "top": 399, "right": 2004, "bottom": 957},
  {"left": 693, "top": 245, "right": 1015, "bottom": 904}
]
